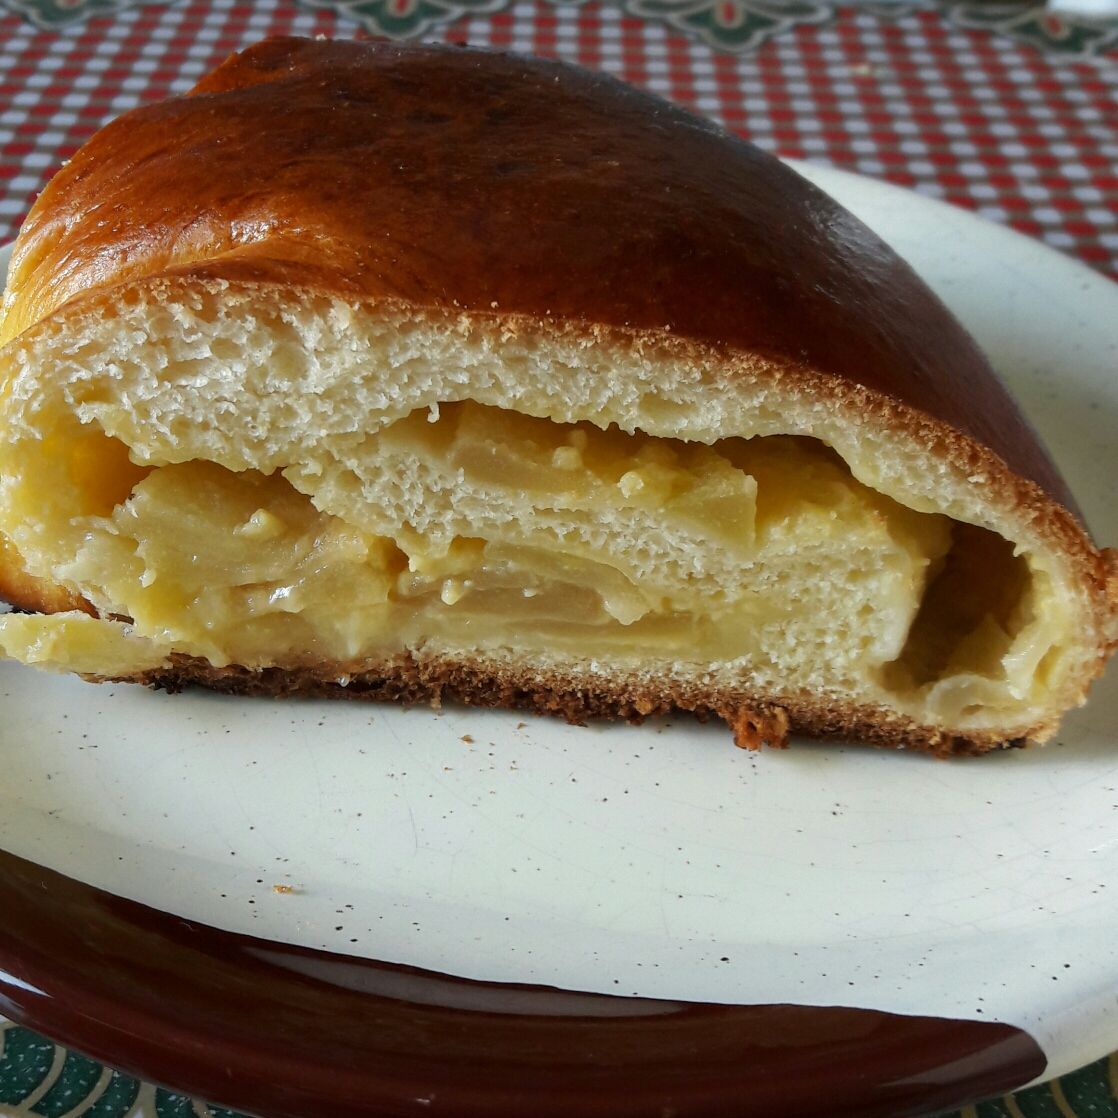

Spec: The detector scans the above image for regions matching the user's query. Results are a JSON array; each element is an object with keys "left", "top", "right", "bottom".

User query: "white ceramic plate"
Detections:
[{"left": 0, "top": 163, "right": 1116, "bottom": 1084}]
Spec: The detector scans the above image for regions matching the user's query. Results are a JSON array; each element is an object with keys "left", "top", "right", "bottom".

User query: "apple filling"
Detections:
[{"left": 0, "top": 400, "right": 1062, "bottom": 729}]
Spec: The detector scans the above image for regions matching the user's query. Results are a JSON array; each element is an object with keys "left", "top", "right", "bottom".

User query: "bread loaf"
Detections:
[{"left": 0, "top": 36, "right": 1114, "bottom": 755}]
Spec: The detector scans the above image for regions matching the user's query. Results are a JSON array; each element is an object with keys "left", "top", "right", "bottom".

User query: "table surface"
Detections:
[{"left": 0, "top": 1, "right": 1115, "bottom": 1116}]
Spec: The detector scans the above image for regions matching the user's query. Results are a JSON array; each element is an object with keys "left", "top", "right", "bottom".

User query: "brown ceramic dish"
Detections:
[{"left": 0, "top": 848, "right": 1044, "bottom": 1118}]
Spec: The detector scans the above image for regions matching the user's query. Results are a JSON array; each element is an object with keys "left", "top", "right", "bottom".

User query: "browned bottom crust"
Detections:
[{"left": 91, "top": 652, "right": 1040, "bottom": 759}]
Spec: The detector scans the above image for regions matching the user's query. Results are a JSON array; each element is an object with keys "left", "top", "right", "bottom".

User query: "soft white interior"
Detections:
[{"left": 0, "top": 283, "right": 1095, "bottom": 737}]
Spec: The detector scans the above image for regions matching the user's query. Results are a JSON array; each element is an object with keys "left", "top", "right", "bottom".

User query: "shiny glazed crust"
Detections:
[
  {"left": 0, "top": 36, "right": 1076, "bottom": 505},
  {"left": 1, "top": 36, "right": 1115, "bottom": 753}
]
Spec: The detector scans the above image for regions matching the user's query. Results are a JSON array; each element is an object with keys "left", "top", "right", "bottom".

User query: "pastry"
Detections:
[{"left": 0, "top": 37, "right": 1113, "bottom": 755}]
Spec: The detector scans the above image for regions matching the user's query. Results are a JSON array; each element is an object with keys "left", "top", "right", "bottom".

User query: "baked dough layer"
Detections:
[{"left": 0, "top": 287, "right": 1098, "bottom": 747}]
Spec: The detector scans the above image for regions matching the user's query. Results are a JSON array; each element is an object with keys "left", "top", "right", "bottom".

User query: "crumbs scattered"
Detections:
[
  {"left": 461, "top": 734, "right": 474, "bottom": 744},
  {"left": 272, "top": 883, "right": 297, "bottom": 895},
  {"left": 516, "top": 722, "right": 527, "bottom": 730}
]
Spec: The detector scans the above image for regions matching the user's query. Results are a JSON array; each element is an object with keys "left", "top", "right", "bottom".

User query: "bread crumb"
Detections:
[
  {"left": 461, "top": 734, "right": 474, "bottom": 743},
  {"left": 618, "top": 469, "right": 645, "bottom": 498},
  {"left": 234, "top": 507, "right": 286, "bottom": 540},
  {"left": 272, "top": 884, "right": 297, "bottom": 895}
]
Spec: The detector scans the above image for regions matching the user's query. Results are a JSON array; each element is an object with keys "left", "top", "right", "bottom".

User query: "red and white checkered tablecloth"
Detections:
[
  {"left": 0, "top": 0, "right": 1115, "bottom": 279},
  {"left": 0, "top": 5, "right": 1116, "bottom": 1117}
]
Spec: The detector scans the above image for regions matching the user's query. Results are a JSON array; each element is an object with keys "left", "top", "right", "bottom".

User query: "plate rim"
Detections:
[{"left": 0, "top": 847, "right": 1046, "bottom": 1118}]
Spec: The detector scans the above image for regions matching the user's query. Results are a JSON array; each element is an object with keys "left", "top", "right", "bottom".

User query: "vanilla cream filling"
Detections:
[{"left": 0, "top": 400, "right": 1067, "bottom": 730}]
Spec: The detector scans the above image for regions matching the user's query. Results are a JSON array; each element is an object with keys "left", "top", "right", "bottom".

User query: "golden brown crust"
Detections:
[
  {"left": 0, "top": 35, "right": 1072, "bottom": 508},
  {"left": 108, "top": 652, "right": 1038, "bottom": 759}
]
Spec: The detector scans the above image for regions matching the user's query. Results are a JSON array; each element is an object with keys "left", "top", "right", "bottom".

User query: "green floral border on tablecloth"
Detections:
[
  {"left": 0, "top": 0, "right": 1116, "bottom": 57},
  {"left": 1, "top": 1020, "right": 1118, "bottom": 1118},
  {"left": 945, "top": 0, "right": 1118, "bottom": 56}
]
